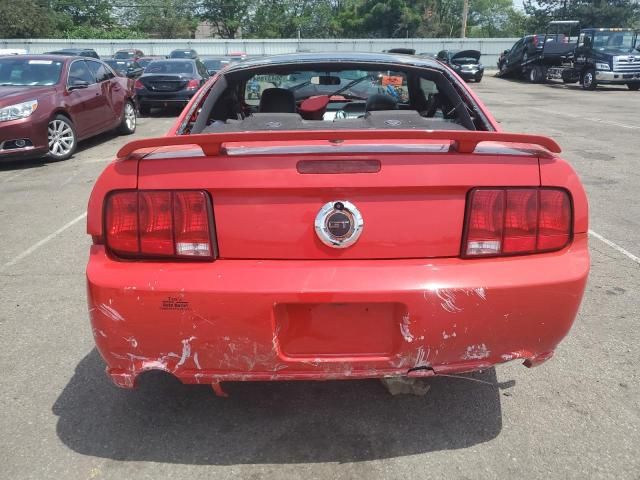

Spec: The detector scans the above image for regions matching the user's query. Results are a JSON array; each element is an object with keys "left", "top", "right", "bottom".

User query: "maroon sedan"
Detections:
[{"left": 0, "top": 55, "right": 137, "bottom": 161}]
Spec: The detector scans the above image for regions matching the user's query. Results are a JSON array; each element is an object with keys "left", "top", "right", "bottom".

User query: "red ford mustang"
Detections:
[{"left": 86, "top": 53, "right": 589, "bottom": 396}]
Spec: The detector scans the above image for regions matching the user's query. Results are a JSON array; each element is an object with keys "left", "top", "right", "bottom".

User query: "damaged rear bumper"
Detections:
[{"left": 87, "top": 234, "right": 589, "bottom": 389}]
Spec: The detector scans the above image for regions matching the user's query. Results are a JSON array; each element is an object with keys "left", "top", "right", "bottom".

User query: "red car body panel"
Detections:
[
  {"left": 86, "top": 60, "right": 589, "bottom": 393},
  {"left": 0, "top": 55, "right": 134, "bottom": 161}
]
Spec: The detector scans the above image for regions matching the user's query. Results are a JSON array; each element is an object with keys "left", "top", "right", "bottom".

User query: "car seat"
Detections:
[
  {"left": 365, "top": 94, "right": 398, "bottom": 112},
  {"left": 259, "top": 88, "right": 296, "bottom": 113}
]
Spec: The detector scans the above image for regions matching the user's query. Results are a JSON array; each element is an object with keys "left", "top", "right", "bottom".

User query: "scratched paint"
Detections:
[
  {"left": 400, "top": 313, "right": 415, "bottom": 342},
  {"left": 462, "top": 343, "right": 490, "bottom": 360},
  {"left": 96, "top": 303, "right": 124, "bottom": 322}
]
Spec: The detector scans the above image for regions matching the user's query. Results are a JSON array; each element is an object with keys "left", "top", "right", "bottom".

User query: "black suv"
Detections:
[{"left": 498, "top": 35, "right": 548, "bottom": 74}]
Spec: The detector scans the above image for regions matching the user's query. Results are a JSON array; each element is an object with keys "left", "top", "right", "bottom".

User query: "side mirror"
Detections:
[
  {"left": 69, "top": 80, "right": 89, "bottom": 90},
  {"left": 503, "top": 49, "right": 510, "bottom": 55}
]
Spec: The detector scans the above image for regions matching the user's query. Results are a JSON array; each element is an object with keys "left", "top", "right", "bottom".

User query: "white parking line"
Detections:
[
  {"left": 589, "top": 229, "right": 640, "bottom": 264},
  {"left": 1, "top": 212, "right": 87, "bottom": 270}
]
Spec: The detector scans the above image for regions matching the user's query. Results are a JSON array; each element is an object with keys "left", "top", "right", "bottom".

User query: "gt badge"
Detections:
[{"left": 315, "top": 200, "right": 364, "bottom": 248}]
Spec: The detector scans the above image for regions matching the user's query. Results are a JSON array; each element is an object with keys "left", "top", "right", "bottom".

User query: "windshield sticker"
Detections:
[
  {"left": 28, "top": 60, "right": 53, "bottom": 65},
  {"left": 381, "top": 75, "right": 403, "bottom": 86}
]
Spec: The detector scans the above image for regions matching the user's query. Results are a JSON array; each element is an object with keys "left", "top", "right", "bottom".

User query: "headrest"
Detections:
[
  {"left": 259, "top": 88, "right": 296, "bottom": 113},
  {"left": 365, "top": 94, "right": 398, "bottom": 111}
]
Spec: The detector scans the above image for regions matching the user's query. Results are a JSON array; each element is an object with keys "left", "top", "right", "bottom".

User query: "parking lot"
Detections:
[{"left": 1, "top": 76, "right": 638, "bottom": 479}]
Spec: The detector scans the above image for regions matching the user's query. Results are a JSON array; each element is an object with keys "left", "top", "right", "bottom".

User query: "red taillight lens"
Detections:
[
  {"left": 134, "top": 79, "right": 144, "bottom": 89},
  {"left": 105, "top": 192, "right": 138, "bottom": 254},
  {"left": 503, "top": 189, "right": 538, "bottom": 254},
  {"left": 105, "top": 190, "right": 216, "bottom": 260},
  {"left": 186, "top": 79, "right": 199, "bottom": 90},
  {"left": 463, "top": 188, "right": 571, "bottom": 258},
  {"left": 537, "top": 189, "right": 571, "bottom": 251},
  {"left": 139, "top": 191, "right": 173, "bottom": 255}
]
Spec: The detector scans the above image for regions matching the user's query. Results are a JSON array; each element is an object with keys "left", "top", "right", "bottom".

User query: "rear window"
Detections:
[
  {"left": 0, "top": 58, "right": 64, "bottom": 86},
  {"left": 145, "top": 61, "right": 194, "bottom": 74},
  {"left": 138, "top": 58, "right": 155, "bottom": 68},
  {"left": 203, "top": 59, "right": 223, "bottom": 70},
  {"left": 244, "top": 69, "right": 408, "bottom": 106}
]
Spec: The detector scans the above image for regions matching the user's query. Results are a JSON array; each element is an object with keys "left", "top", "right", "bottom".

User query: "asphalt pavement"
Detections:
[{"left": 0, "top": 78, "right": 638, "bottom": 479}]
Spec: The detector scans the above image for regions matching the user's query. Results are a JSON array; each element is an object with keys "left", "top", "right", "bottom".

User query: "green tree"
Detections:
[
  {"left": 467, "top": 0, "right": 528, "bottom": 37},
  {"left": 335, "top": 0, "right": 428, "bottom": 38},
  {"left": 200, "top": 0, "right": 253, "bottom": 38},
  {"left": 50, "top": 0, "right": 114, "bottom": 28},
  {"left": 130, "top": 0, "right": 199, "bottom": 38},
  {"left": 524, "top": 0, "right": 640, "bottom": 31},
  {"left": 248, "top": 0, "right": 342, "bottom": 38},
  {"left": 62, "top": 24, "right": 145, "bottom": 39},
  {"left": 0, "top": 0, "right": 55, "bottom": 38}
]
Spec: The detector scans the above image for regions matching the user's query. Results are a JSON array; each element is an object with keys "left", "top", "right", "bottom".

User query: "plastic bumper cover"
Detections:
[{"left": 87, "top": 234, "right": 589, "bottom": 388}]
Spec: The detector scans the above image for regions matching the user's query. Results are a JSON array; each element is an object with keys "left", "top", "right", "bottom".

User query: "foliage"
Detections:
[
  {"left": 60, "top": 25, "right": 146, "bottom": 40},
  {"left": 0, "top": 0, "right": 55, "bottom": 38},
  {"left": 524, "top": 0, "right": 640, "bottom": 31},
  {"left": 334, "top": 0, "right": 424, "bottom": 38},
  {"left": 247, "top": 0, "right": 342, "bottom": 39},
  {"left": 50, "top": 0, "right": 115, "bottom": 28},
  {"left": 129, "top": 0, "right": 200, "bottom": 38},
  {"left": 8, "top": 0, "right": 628, "bottom": 40},
  {"left": 200, "top": 0, "right": 253, "bottom": 39}
]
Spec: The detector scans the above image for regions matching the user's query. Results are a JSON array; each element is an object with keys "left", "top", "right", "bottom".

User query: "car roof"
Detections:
[
  {"left": 225, "top": 52, "right": 444, "bottom": 72},
  {"left": 4, "top": 54, "right": 74, "bottom": 62},
  {"left": 149, "top": 58, "right": 196, "bottom": 62},
  {"left": 50, "top": 48, "right": 94, "bottom": 53}
]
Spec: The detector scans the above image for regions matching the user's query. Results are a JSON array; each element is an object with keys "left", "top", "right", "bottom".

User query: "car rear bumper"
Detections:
[
  {"left": 136, "top": 89, "right": 195, "bottom": 105},
  {"left": 87, "top": 234, "right": 590, "bottom": 389}
]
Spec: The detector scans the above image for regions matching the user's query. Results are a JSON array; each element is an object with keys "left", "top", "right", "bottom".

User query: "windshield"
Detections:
[
  {"left": 593, "top": 31, "right": 637, "bottom": 53},
  {"left": 144, "top": 61, "right": 194, "bottom": 75},
  {"left": 0, "top": 58, "right": 63, "bottom": 86},
  {"left": 203, "top": 59, "right": 223, "bottom": 70},
  {"left": 114, "top": 51, "right": 134, "bottom": 60},
  {"left": 171, "top": 51, "right": 193, "bottom": 58},
  {"left": 246, "top": 69, "right": 408, "bottom": 105},
  {"left": 105, "top": 60, "right": 129, "bottom": 71}
]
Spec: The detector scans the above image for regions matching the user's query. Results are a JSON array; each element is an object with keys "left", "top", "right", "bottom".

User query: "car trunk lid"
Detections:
[{"left": 130, "top": 131, "right": 551, "bottom": 260}]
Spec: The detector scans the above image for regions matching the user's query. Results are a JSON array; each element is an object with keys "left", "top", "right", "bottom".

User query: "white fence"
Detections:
[{"left": 0, "top": 38, "right": 517, "bottom": 67}]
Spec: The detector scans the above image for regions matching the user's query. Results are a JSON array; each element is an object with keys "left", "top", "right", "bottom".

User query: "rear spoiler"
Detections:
[{"left": 116, "top": 129, "right": 561, "bottom": 159}]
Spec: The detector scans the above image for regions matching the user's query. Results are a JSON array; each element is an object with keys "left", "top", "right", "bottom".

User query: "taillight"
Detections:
[
  {"left": 134, "top": 79, "right": 144, "bottom": 89},
  {"left": 105, "top": 190, "right": 216, "bottom": 260},
  {"left": 186, "top": 79, "right": 200, "bottom": 90},
  {"left": 462, "top": 188, "right": 571, "bottom": 258}
]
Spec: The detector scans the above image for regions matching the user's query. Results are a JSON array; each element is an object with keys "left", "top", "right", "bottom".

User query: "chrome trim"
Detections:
[
  {"left": 596, "top": 70, "right": 640, "bottom": 82},
  {"left": 314, "top": 200, "right": 364, "bottom": 249},
  {"left": 0, "top": 145, "right": 35, "bottom": 155}
]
